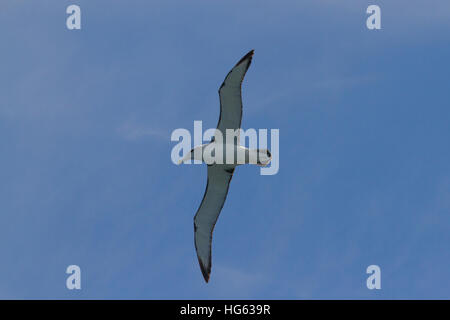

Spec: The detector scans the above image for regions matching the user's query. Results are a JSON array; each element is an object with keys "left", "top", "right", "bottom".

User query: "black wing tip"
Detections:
[
  {"left": 218, "top": 49, "right": 255, "bottom": 91},
  {"left": 236, "top": 49, "right": 254, "bottom": 67},
  {"left": 198, "top": 257, "right": 211, "bottom": 283}
]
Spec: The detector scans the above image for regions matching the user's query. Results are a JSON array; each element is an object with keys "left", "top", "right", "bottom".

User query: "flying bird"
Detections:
[{"left": 179, "top": 50, "right": 272, "bottom": 282}]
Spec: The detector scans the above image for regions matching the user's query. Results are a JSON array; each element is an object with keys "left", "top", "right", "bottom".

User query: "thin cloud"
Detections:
[{"left": 117, "top": 120, "right": 169, "bottom": 141}]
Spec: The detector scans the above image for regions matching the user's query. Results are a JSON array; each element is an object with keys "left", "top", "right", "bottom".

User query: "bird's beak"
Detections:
[{"left": 177, "top": 153, "right": 191, "bottom": 165}]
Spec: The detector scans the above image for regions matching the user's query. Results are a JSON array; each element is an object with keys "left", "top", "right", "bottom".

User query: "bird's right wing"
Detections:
[
  {"left": 215, "top": 50, "right": 254, "bottom": 142},
  {"left": 194, "top": 165, "right": 235, "bottom": 282}
]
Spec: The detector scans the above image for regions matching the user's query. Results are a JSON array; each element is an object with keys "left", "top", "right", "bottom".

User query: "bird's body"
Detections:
[
  {"left": 182, "top": 143, "right": 271, "bottom": 167},
  {"left": 180, "top": 50, "right": 271, "bottom": 282}
]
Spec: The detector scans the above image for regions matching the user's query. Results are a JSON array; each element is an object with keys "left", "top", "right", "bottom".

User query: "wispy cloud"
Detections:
[
  {"left": 117, "top": 119, "right": 169, "bottom": 141},
  {"left": 212, "top": 264, "right": 267, "bottom": 298}
]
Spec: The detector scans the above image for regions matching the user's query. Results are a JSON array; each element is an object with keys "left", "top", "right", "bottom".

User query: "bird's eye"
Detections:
[{"left": 266, "top": 150, "right": 271, "bottom": 157}]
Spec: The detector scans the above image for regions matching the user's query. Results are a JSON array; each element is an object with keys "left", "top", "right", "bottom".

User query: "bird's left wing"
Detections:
[{"left": 194, "top": 165, "right": 235, "bottom": 282}]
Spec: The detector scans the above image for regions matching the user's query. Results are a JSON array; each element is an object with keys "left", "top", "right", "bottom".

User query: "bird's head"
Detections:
[{"left": 177, "top": 146, "right": 204, "bottom": 165}]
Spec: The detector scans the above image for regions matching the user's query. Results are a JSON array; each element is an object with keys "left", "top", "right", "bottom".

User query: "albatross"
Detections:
[{"left": 179, "top": 50, "right": 272, "bottom": 282}]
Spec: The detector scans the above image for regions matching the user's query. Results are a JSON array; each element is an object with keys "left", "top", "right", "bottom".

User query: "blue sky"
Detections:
[{"left": 1, "top": 0, "right": 450, "bottom": 299}]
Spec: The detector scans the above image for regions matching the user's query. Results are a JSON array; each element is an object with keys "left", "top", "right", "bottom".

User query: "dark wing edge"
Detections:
[
  {"left": 215, "top": 50, "right": 254, "bottom": 137},
  {"left": 194, "top": 166, "right": 235, "bottom": 282},
  {"left": 218, "top": 49, "right": 254, "bottom": 92}
]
